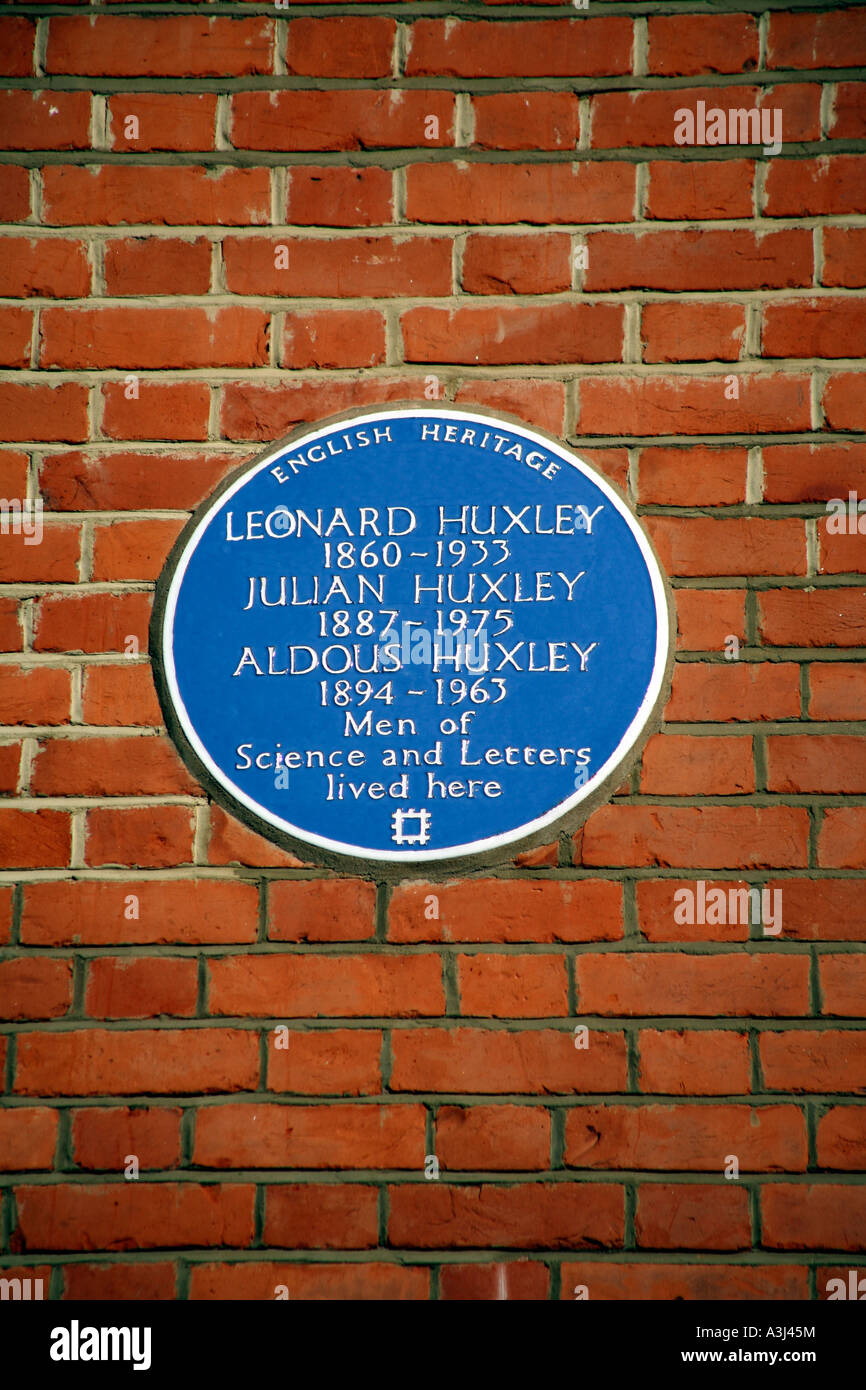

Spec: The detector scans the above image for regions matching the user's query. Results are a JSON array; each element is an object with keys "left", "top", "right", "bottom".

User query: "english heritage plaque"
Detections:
[{"left": 153, "top": 405, "right": 674, "bottom": 868}]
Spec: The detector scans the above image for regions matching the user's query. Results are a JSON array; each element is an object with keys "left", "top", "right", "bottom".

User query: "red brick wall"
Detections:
[{"left": 1, "top": 1, "right": 865, "bottom": 1301}]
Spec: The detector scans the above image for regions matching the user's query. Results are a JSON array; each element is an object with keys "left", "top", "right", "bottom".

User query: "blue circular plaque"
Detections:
[{"left": 154, "top": 406, "right": 673, "bottom": 865}]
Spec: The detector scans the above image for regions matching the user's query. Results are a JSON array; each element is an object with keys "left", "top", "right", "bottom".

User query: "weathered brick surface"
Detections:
[{"left": 0, "top": 0, "right": 864, "bottom": 1305}]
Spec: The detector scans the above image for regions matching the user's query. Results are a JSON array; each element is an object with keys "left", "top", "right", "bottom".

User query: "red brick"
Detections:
[
  {"left": 267, "top": 879, "right": 375, "bottom": 942},
  {"left": 101, "top": 382, "right": 210, "bottom": 443},
  {"left": 282, "top": 309, "right": 386, "bottom": 369},
  {"left": 646, "top": 160, "right": 755, "bottom": 220},
  {"left": 388, "top": 1181, "right": 623, "bottom": 1249},
  {"left": 205, "top": 811, "right": 307, "bottom": 872},
  {"left": 453, "top": 379, "right": 566, "bottom": 437},
  {"left": 665, "top": 662, "right": 800, "bottom": 722},
  {"left": 0, "top": 886, "right": 12, "bottom": 944},
  {"left": 90, "top": 518, "right": 185, "bottom": 580},
  {"left": 636, "top": 879, "right": 753, "bottom": 944},
  {"left": 0, "top": 450, "right": 28, "bottom": 497},
  {"left": 0, "top": 1109, "right": 57, "bottom": 1171},
  {"left": 42, "top": 166, "right": 270, "bottom": 227},
  {"left": 592, "top": 85, "right": 819, "bottom": 149},
  {"left": 767, "top": 8, "right": 866, "bottom": 69},
  {"left": 817, "top": 1107, "right": 866, "bottom": 1169},
  {"left": 0, "top": 744, "right": 21, "bottom": 793},
  {"left": 0, "top": 167, "right": 30, "bottom": 222},
  {"left": 41, "top": 306, "right": 268, "bottom": 370},
  {"left": 266, "top": 1029, "right": 382, "bottom": 1096},
  {"left": 405, "top": 162, "right": 635, "bottom": 225},
  {"left": 390, "top": 1027, "right": 627, "bottom": 1094},
  {"left": 819, "top": 522, "right": 866, "bottom": 576},
  {"left": 0, "top": 525, "right": 80, "bottom": 583},
  {"left": 578, "top": 806, "right": 810, "bottom": 869},
  {"left": 638, "top": 1029, "right": 751, "bottom": 1096},
  {"left": 285, "top": 16, "right": 395, "bottom": 77},
  {"left": 823, "top": 372, "right": 866, "bottom": 432},
  {"left": 85, "top": 956, "right": 198, "bottom": 1019},
  {"left": 576, "top": 952, "right": 809, "bottom": 1017},
  {"left": 103, "top": 236, "right": 212, "bottom": 295},
  {"left": 190, "top": 1262, "right": 428, "bottom": 1301},
  {"left": 810, "top": 664, "right": 866, "bottom": 720},
  {"left": 0, "top": 1265, "right": 49, "bottom": 1300},
  {"left": 472, "top": 93, "right": 579, "bottom": 150},
  {"left": 82, "top": 665, "right": 162, "bottom": 726},
  {"left": 761, "top": 1030, "right": 866, "bottom": 1091},
  {"left": 72, "top": 1107, "right": 182, "bottom": 1170},
  {"left": 759, "top": 588, "right": 866, "bottom": 647},
  {"left": 820, "top": 808, "right": 866, "bottom": 867},
  {"left": 0, "top": 957, "right": 71, "bottom": 1020},
  {"left": 562, "top": 1262, "right": 807, "bottom": 1301},
  {"left": 637, "top": 1184, "right": 750, "bottom": 1249},
  {"left": 208, "top": 954, "right": 444, "bottom": 1018},
  {"left": 566, "top": 1103, "right": 805, "bottom": 1171},
  {"left": 0, "top": 383, "right": 88, "bottom": 443},
  {"left": 220, "top": 377, "right": 421, "bottom": 443},
  {"left": 648, "top": 14, "right": 758, "bottom": 75},
  {"left": 578, "top": 374, "right": 811, "bottom": 436},
  {"left": 0, "top": 237, "right": 89, "bottom": 298},
  {"left": 437, "top": 1105, "right": 549, "bottom": 1171},
  {"left": 830, "top": 83, "right": 866, "bottom": 139},
  {"left": 642, "top": 301, "right": 745, "bottom": 363},
  {"left": 206, "top": 805, "right": 306, "bottom": 868},
  {"left": 13, "top": 1182, "right": 255, "bottom": 1251},
  {"left": 264, "top": 1184, "right": 379, "bottom": 1248},
  {"left": 389, "top": 878, "right": 622, "bottom": 944},
  {"left": 231, "top": 91, "right": 454, "bottom": 151},
  {"left": 63, "top": 1263, "right": 177, "bottom": 1301},
  {"left": 0, "top": 320, "right": 31, "bottom": 372},
  {"left": 75, "top": 707, "right": 191, "bottom": 795},
  {"left": 46, "top": 16, "right": 274, "bottom": 76},
  {"left": 406, "top": 18, "right": 632, "bottom": 77},
  {"left": 21, "top": 879, "right": 258, "bottom": 946},
  {"left": 402, "top": 302, "right": 623, "bottom": 365},
  {"left": 0, "top": 809, "right": 70, "bottom": 869},
  {"left": 107, "top": 94, "right": 216, "bottom": 152},
  {"left": 649, "top": 516, "right": 805, "bottom": 578},
  {"left": 223, "top": 235, "right": 450, "bottom": 298},
  {"left": 823, "top": 227, "right": 866, "bottom": 288},
  {"left": 32, "top": 592, "right": 151, "bottom": 653},
  {"left": 195, "top": 1103, "right": 424, "bottom": 1169},
  {"left": 40, "top": 450, "right": 236, "bottom": 512},
  {"left": 675, "top": 590, "right": 746, "bottom": 652},
  {"left": 85, "top": 805, "right": 195, "bottom": 868},
  {"left": 767, "top": 879, "right": 866, "bottom": 941},
  {"left": 768, "top": 735, "right": 866, "bottom": 794},
  {"left": 458, "top": 954, "right": 568, "bottom": 1017},
  {"left": 764, "top": 300, "right": 866, "bottom": 360},
  {"left": 441, "top": 1262, "right": 549, "bottom": 1300},
  {"left": 763, "top": 1185, "right": 866, "bottom": 1251},
  {"left": 0, "top": 305, "right": 32, "bottom": 366},
  {"left": 462, "top": 232, "right": 571, "bottom": 295},
  {"left": 286, "top": 166, "right": 393, "bottom": 227},
  {"left": 0, "top": 91, "right": 90, "bottom": 150},
  {"left": 0, "top": 667, "right": 71, "bottom": 725},
  {"left": 765, "top": 156, "right": 866, "bottom": 217},
  {"left": 586, "top": 228, "right": 811, "bottom": 291},
  {"left": 0, "top": 17, "right": 36, "bottom": 77},
  {"left": 14, "top": 1027, "right": 258, "bottom": 1096},
  {"left": 821, "top": 956, "right": 866, "bottom": 1016}
]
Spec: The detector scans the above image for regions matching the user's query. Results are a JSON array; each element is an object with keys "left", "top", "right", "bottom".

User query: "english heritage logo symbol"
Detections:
[{"left": 152, "top": 406, "right": 673, "bottom": 865}]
